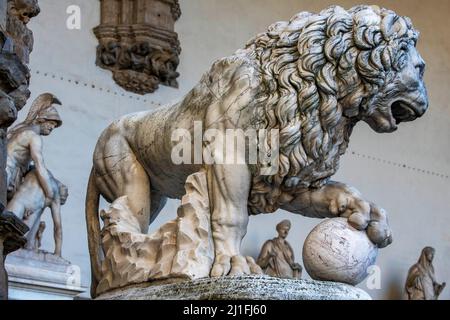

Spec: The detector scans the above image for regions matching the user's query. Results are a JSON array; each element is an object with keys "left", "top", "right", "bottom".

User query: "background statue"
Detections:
[
  {"left": 5, "top": 92, "right": 66, "bottom": 257},
  {"left": 6, "top": 93, "right": 61, "bottom": 202},
  {"left": 86, "top": 5, "right": 428, "bottom": 297},
  {"left": 404, "top": 247, "right": 446, "bottom": 300},
  {"left": 7, "top": 168, "right": 68, "bottom": 256},
  {"left": 257, "top": 220, "right": 302, "bottom": 279}
]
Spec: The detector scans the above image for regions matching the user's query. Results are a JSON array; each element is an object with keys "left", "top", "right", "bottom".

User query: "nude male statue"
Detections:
[{"left": 6, "top": 93, "right": 61, "bottom": 203}]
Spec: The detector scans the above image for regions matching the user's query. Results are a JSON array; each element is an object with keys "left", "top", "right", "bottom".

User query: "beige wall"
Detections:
[{"left": 11, "top": 0, "right": 450, "bottom": 299}]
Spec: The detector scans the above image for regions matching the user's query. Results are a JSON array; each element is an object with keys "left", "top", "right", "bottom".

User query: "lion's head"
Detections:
[
  {"left": 246, "top": 5, "right": 428, "bottom": 213},
  {"left": 338, "top": 6, "right": 428, "bottom": 133}
]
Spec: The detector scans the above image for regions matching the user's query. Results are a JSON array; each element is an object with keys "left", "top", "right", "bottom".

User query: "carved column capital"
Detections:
[{"left": 94, "top": 0, "right": 182, "bottom": 94}]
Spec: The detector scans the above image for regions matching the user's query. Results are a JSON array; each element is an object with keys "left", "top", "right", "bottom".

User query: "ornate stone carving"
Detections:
[
  {"left": 257, "top": 220, "right": 302, "bottom": 279},
  {"left": 86, "top": 5, "right": 428, "bottom": 297},
  {"left": 0, "top": 0, "right": 39, "bottom": 300},
  {"left": 6, "top": 0, "right": 40, "bottom": 64},
  {"left": 0, "top": 208, "right": 28, "bottom": 300},
  {"left": 404, "top": 247, "right": 446, "bottom": 300},
  {"left": 94, "top": 0, "right": 181, "bottom": 94}
]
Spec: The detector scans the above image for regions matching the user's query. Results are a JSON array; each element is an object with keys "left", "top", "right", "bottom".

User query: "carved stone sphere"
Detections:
[{"left": 302, "top": 218, "right": 378, "bottom": 285}]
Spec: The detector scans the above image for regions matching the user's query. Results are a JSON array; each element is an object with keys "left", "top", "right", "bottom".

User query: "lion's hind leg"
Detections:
[{"left": 94, "top": 133, "right": 152, "bottom": 234}]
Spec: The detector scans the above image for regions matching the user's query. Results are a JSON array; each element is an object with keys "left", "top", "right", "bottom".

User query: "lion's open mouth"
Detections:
[{"left": 391, "top": 100, "right": 419, "bottom": 124}]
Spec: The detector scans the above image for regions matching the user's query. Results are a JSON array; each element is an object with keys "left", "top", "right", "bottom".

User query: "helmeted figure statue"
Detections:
[
  {"left": 5, "top": 93, "right": 68, "bottom": 256},
  {"left": 257, "top": 220, "right": 302, "bottom": 279},
  {"left": 6, "top": 93, "right": 61, "bottom": 203},
  {"left": 404, "top": 247, "right": 446, "bottom": 300}
]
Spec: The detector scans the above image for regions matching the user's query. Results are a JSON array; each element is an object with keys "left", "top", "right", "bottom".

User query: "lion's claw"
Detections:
[
  {"left": 367, "top": 221, "right": 392, "bottom": 248},
  {"left": 211, "top": 254, "right": 262, "bottom": 277},
  {"left": 246, "top": 256, "right": 263, "bottom": 274},
  {"left": 211, "top": 254, "right": 232, "bottom": 277},
  {"left": 347, "top": 211, "right": 370, "bottom": 230},
  {"left": 229, "top": 256, "right": 250, "bottom": 275},
  {"left": 326, "top": 184, "right": 393, "bottom": 248},
  {"left": 367, "top": 204, "right": 393, "bottom": 248}
]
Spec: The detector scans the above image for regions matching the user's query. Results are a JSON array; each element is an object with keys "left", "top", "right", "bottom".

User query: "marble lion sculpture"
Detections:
[{"left": 86, "top": 5, "right": 428, "bottom": 294}]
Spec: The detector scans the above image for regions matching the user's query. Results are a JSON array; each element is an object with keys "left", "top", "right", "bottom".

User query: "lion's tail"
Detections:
[{"left": 85, "top": 167, "right": 102, "bottom": 298}]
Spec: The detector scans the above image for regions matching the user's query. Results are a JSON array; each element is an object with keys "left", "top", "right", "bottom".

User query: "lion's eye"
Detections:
[
  {"left": 395, "top": 53, "right": 408, "bottom": 70},
  {"left": 415, "top": 64, "right": 425, "bottom": 77}
]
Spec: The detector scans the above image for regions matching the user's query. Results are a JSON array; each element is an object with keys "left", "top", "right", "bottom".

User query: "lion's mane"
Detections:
[{"left": 247, "top": 5, "right": 419, "bottom": 214}]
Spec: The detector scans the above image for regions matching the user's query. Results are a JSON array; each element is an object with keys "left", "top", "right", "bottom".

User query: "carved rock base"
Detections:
[
  {"left": 96, "top": 275, "right": 371, "bottom": 300},
  {"left": 97, "top": 171, "right": 214, "bottom": 295}
]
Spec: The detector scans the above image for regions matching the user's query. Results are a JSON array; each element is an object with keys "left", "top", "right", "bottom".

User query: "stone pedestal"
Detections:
[
  {"left": 0, "top": 210, "right": 28, "bottom": 300},
  {"left": 96, "top": 275, "right": 371, "bottom": 300},
  {"left": 5, "top": 249, "right": 86, "bottom": 300}
]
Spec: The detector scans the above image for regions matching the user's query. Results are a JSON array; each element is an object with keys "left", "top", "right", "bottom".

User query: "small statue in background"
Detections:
[
  {"left": 405, "top": 246, "right": 446, "bottom": 300},
  {"left": 257, "top": 220, "right": 302, "bottom": 279}
]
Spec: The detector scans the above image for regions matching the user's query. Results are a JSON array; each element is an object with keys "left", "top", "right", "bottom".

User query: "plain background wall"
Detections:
[{"left": 8, "top": 0, "right": 449, "bottom": 300}]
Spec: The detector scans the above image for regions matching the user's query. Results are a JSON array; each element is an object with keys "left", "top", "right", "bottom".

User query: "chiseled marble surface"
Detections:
[{"left": 97, "top": 275, "right": 371, "bottom": 300}]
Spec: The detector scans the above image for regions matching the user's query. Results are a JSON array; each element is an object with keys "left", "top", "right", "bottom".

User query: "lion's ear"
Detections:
[
  {"left": 381, "top": 14, "right": 397, "bottom": 40},
  {"left": 381, "top": 13, "right": 408, "bottom": 41},
  {"left": 370, "top": 5, "right": 381, "bottom": 14}
]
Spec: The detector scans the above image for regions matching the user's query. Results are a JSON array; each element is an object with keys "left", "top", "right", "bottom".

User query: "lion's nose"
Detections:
[
  {"left": 417, "top": 96, "right": 428, "bottom": 117},
  {"left": 418, "top": 103, "right": 428, "bottom": 117},
  {"left": 415, "top": 87, "right": 429, "bottom": 117}
]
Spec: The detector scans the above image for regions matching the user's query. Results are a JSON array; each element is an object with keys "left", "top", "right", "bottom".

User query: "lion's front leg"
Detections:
[
  {"left": 281, "top": 181, "right": 392, "bottom": 248},
  {"left": 206, "top": 164, "right": 262, "bottom": 277}
]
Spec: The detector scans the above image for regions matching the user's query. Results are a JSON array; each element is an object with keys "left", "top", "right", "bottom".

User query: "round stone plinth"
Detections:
[{"left": 96, "top": 275, "right": 371, "bottom": 300}]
